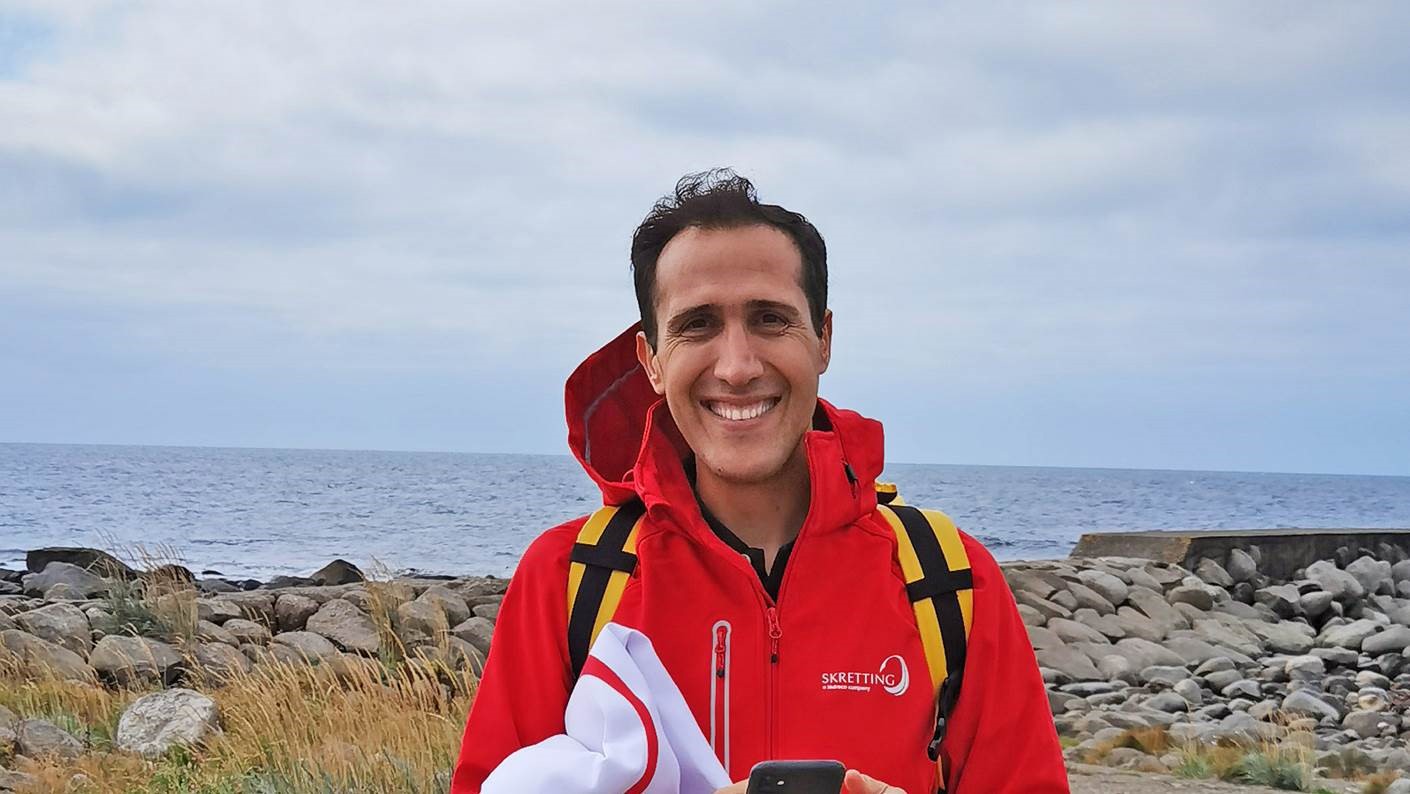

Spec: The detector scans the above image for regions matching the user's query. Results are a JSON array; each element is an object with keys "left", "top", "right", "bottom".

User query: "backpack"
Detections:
[{"left": 564, "top": 483, "right": 974, "bottom": 789}]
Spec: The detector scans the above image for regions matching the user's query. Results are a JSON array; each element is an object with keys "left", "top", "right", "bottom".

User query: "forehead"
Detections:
[{"left": 653, "top": 224, "right": 805, "bottom": 311}]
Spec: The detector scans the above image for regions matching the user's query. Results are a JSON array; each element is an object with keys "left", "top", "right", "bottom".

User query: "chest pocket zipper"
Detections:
[{"left": 710, "top": 620, "right": 732, "bottom": 772}]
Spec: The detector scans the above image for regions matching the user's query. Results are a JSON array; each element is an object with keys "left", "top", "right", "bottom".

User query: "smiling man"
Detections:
[{"left": 450, "top": 170, "right": 1067, "bottom": 793}]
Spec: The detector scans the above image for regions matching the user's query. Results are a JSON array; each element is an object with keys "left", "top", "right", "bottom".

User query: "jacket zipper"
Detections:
[
  {"left": 766, "top": 605, "right": 782, "bottom": 758},
  {"left": 710, "top": 620, "right": 732, "bottom": 771}
]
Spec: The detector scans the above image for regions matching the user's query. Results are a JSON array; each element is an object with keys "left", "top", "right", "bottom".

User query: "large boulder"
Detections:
[
  {"left": 1034, "top": 646, "right": 1102, "bottom": 682},
  {"left": 116, "top": 688, "right": 220, "bottom": 759},
  {"left": 1346, "top": 556, "right": 1393, "bottom": 596},
  {"left": 1194, "top": 559, "right": 1234, "bottom": 589},
  {"left": 269, "top": 631, "right": 341, "bottom": 663},
  {"left": 222, "top": 619, "right": 272, "bottom": 646},
  {"left": 1305, "top": 560, "right": 1365, "bottom": 602},
  {"left": 397, "top": 600, "right": 447, "bottom": 647},
  {"left": 193, "top": 642, "right": 254, "bottom": 679},
  {"left": 275, "top": 593, "right": 319, "bottom": 632},
  {"left": 305, "top": 599, "right": 380, "bottom": 655},
  {"left": 0, "top": 629, "right": 96, "bottom": 682},
  {"left": 1363, "top": 626, "right": 1410, "bottom": 655},
  {"left": 1126, "top": 588, "right": 1189, "bottom": 633},
  {"left": 417, "top": 586, "right": 471, "bottom": 627},
  {"left": 1282, "top": 689, "right": 1340, "bottom": 722},
  {"left": 1076, "top": 569, "right": 1129, "bottom": 606},
  {"left": 14, "top": 603, "right": 92, "bottom": 656},
  {"left": 16, "top": 718, "right": 85, "bottom": 759},
  {"left": 90, "top": 635, "right": 183, "bottom": 686},
  {"left": 1247, "top": 620, "right": 1314, "bottom": 655},
  {"left": 310, "top": 559, "right": 365, "bottom": 586},
  {"left": 26, "top": 547, "right": 136, "bottom": 580},
  {"left": 1226, "top": 549, "right": 1258, "bottom": 584},
  {"left": 20, "top": 562, "right": 110, "bottom": 599},
  {"left": 1110, "top": 638, "right": 1185, "bottom": 670},
  {"left": 452, "top": 617, "right": 495, "bottom": 657}
]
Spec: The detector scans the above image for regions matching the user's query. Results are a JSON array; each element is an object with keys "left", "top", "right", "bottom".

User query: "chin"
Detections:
[{"left": 699, "top": 450, "right": 794, "bottom": 486}]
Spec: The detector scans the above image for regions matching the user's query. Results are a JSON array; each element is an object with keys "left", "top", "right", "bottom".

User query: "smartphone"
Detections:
[{"left": 745, "top": 760, "right": 845, "bottom": 794}]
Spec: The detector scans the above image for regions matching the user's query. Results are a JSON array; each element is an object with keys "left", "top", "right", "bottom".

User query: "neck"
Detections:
[{"left": 694, "top": 443, "right": 812, "bottom": 554}]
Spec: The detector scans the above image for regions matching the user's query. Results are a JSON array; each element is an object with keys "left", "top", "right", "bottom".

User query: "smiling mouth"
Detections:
[{"left": 703, "top": 398, "right": 780, "bottom": 422}]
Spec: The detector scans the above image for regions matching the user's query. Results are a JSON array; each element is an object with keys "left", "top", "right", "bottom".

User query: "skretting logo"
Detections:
[{"left": 820, "top": 655, "right": 909, "bottom": 696}]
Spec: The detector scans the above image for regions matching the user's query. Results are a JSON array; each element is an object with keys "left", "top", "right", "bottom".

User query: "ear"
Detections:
[
  {"left": 635, "top": 331, "right": 666, "bottom": 395},
  {"left": 817, "top": 309, "right": 833, "bottom": 374}
]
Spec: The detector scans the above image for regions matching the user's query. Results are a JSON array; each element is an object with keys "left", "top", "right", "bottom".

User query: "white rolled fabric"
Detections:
[{"left": 483, "top": 623, "right": 732, "bottom": 794}]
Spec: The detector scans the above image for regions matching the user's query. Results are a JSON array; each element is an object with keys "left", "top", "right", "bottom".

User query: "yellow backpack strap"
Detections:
[
  {"left": 566, "top": 499, "right": 647, "bottom": 678},
  {"left": 877, "top": 502, "right": 974, "bottom": 779},
  {"left": 875, "top": 481, "right": 905, "bottom": 506}
]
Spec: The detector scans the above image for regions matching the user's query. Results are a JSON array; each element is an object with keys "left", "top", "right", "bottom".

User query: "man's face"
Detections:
[{"left": 636, "top": 224, "right": 832, "bottom": 486}]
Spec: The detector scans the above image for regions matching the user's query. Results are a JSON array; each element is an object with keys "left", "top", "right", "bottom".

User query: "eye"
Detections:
[{"left": 758, "top": 312, "right": 788, "bottom": 328}]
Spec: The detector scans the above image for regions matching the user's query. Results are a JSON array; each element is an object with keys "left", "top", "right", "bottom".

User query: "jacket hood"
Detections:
[{"left": 565, "top": 324, "right": 887, "bottom": 525}]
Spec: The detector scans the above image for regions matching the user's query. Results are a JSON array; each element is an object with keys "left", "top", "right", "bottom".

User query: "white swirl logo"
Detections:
[{"left": 879, "top": 654, "right": 909, "bottom": 696}]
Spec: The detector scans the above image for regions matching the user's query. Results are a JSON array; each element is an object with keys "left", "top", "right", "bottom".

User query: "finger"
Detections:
[
  {"left": 843, "top": 769, "right": 902, "bottom": 794},
  {"left": 713, "top": 782, "right": 748, "bottom": 794}
]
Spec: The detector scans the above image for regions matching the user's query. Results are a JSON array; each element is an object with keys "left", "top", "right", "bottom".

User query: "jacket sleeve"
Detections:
[
  {"left": 449, "top": 521, "right": 581, "bottom": 794},
  {"left": 940, "top": 533, "right": 1069, "bottom": 793}
]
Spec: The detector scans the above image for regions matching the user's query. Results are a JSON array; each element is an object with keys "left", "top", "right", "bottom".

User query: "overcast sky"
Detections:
[{"left": 2, "top": 2, "right": 1407, "bottom": 475}]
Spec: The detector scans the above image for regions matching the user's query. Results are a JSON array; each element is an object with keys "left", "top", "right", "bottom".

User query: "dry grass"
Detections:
[{"left": 3, "top": 652, "right": 476, "bottom": 793}]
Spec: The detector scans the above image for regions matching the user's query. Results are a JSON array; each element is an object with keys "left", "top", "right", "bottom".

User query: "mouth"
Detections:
[{"left": 702, "top": 397, "right": 781, "bottom": 423}]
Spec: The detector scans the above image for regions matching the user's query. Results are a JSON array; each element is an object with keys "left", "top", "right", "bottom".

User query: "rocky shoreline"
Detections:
[
  {"left": 7, "top": 542, "right": 1410, "bottom": 791},
  {"left": 1007, "top": 544, "right": 1410, "bottom": 791}
]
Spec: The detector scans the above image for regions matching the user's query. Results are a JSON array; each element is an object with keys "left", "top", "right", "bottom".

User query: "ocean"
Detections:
[{"left": 3, "top": 443, "right": 1409, "bottom": 580}]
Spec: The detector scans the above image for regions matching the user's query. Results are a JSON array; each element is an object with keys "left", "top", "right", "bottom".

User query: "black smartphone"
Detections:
[{"left": 745, "top": 760, "right": 846, "bottom": 794}]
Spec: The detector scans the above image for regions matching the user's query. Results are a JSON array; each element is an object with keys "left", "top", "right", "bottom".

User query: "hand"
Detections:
[
  {"left": 712, "top": 783, "right": 747, "bottom": 794},
  {"left": 843, "top": 769, "right": 907, "bottom": 794}
]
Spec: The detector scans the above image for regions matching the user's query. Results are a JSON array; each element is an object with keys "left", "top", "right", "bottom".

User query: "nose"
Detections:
[{"left": 712, "top": 321, "right": 765, "bottom": 387}]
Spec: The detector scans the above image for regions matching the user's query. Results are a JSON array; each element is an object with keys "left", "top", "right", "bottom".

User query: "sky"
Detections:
[{"left": 1, "top": 2, "right": 1407, "bottom": 476}]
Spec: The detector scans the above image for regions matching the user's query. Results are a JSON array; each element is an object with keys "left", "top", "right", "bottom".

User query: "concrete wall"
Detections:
[{"left": 1069, "top": 528, "right": 1410, "bottom": 581}]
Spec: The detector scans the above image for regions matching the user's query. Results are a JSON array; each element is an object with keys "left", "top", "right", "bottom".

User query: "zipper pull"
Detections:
[
  {"left": 766, "top": 607, "right": 782, "bottom": 664},
  {"left": 715, "top": 625, "right": 728, "bottom": 678},
  {"left": 843, "top": 462, "right": 858, "bottom": 500}
]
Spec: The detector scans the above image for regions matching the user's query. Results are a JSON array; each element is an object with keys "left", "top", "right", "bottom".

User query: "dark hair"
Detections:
[{"left": 631, "top": 168, "right": 828, "bottom": 347}]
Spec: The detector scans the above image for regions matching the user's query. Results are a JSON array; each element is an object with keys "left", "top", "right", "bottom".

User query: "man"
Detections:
[{"left": 451, "top": 170, "right": 1067, "bottom": 793}]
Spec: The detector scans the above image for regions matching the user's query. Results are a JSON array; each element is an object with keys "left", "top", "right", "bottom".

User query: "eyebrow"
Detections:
[{"left": 664, "top": 300, "right": 803, "bottom": 334}]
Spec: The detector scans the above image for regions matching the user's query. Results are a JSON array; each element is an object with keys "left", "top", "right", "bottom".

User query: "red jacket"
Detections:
[{"left": 451, "top": 326, "right": 1068, "bottom": 793}]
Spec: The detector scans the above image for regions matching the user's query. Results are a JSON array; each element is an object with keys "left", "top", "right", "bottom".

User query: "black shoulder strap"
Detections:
[{"left": 565, "top": 499, "right": 646, "bottom": 678}]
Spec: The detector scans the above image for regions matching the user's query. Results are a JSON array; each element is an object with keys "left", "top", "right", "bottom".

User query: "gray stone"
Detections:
[
  {"left": 1342, "top": 709, "right": 1392, "bottom": 739},
  {"left": 1221, "top": 679, "right": 1261, "bottom": 699},
  {"left": 116, "top": 688, "right": 221, "bottom": 759},
  {"left": 1012, "top": 589, "right": 1071, "bottom": 622},
  {"left": 306, "top": 599, "right": 380, "bottom": 655},
  {"left": 417, "top": 585, "right": 472, "bottom": 627},
  {"left": 1138, "top": 665, "right": 1188, "bottom": 687},
  {"left": 1076, "top": 570, "right": 1129, "bottom": 606},
  {"left": 1047, "top": 617, "right": 1108, "bottom": 646},
  {"left": 1161, "top": 637, "right": 1227, "bottom": 667},
  {"left": 90, "top": 635, "right": 183, "bottom": 686},
  {"left": 0, "top": 629, "right": 96, "bottom": 682},
  {"left": 1253, "top": 584, "right": 1301, "bottom": 619},
  {"left": 397, "top": 599, "right": 447, "bottom": 646},
  {"left": 26, "top": 547, "right": 135, "bottom": 579},
  {"left": 274, "top": 593, "right": 319, "bottom": 633},
  {"left": 269, "top": 631, "right": 341, "bottom": 663},
  {"left": 1145, "top": 691, "right": 1190, "bottom": 713},
  {"left": 310, "top": 559, "right": 364, "bottom": 586},
  {"left": 210, "top": 592, "right": 275, "bottom": 626},
  {"left": 1168, "top": 584, "right": 1218, "bottom": 611},
  {"left": 1195, "top": 558, "right": 1234, "bottom": 588},
  {"left": 1007, "top": 570, "right": 1058, "bottom": 600},
  {"left": 1112, "top": 637, "right": 1185, "bottom": 669},
  {"left": 1285, "top": 655, "right": 1326, "bottom": 680},
  {"left": 1173, "top": 678, "right": 1203, "bottom": 706},
  {"left": 1203, "top": 669, "right": 1243, "bottom": 691},
  {"left": 1016, "top": 604, "right": 1045, "bottom": 627},
  {"left": 196, "top": 598, "right": 244, "bottom": 625},
  {"left": 1247, "top": 620, "right": 1314, "bottom": 655},
  {"left": 1127, "top": 588, "right": 1189, "bottom": 632},
  {"left": 1346, "top": 556, "right": 1393, "bottom": 596},
  {"left": 14, "top": 603, "right": 91, "bottom": 656},
  {"left": 193, "top": 642, "right": 253, "bottom": 679},
  {"left": 1281, "top": 689, "right": 1340, "bottom": 722},
  {"left": 451, "top": 616, "right": 495, "bottom": 657},
  {"left": 16, "top": 718, "right": 84, "bottom": 759},
  {"left": 1112, "top": 607, "right": 1165, "bottom": 642},
  {"left": 1364, "top": 626, "right": 1410, "bottom": 655},
  {"left": 1073, "top": 610, "right": 1126, "bottom": 641},
  {"left": 1096, "top": 654, "right": 1137, "bottom": 684},
  {"left": 1310, "top": 646, "right": 1359, "bottom": 667},
  {"left": 1306, "top": 560, "right": 1365, "bottom": 602},
  {"left": 1300, "top": 591, "right": 1335, "bottom": 620},
  {"left": 223, "top": 618, "right": 271, "bottom": 646},
  {"left": 1226, "top": 549, "right": 1258, "bottom": 583},
  {"left": 1392, "top": 559, "right": 1410, "bottom": 584},
  {"left": 1319, "top": 618, "right": 1382, "bottom": 650},
  {"left": 195, "top": 619, "right": 238, "bottom": 647},
  {"left": 20, "top": 562, "right": 110, "bottom": 599}
]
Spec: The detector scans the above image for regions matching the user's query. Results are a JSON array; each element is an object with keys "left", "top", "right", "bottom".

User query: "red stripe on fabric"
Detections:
[{"left": 582, "top": 655, "right": 659, "bottom": 794}]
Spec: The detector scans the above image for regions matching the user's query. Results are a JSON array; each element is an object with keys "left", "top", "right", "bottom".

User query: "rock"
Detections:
[
  {"left": 270, "top": 631, "right": 341, "bottom": 663},
  {"left": 1076, "top": 570, "right": 1128, "bottom": 606},
  {"left": 1013, "top": 590, "right": 1071, "bottom": 622},
  {"left": 222, "top": 618, "right": 271, "bottom": 646},
  {"left": 1145, "top": 691, "right": 1190, "bottom": 713},
  {"left": 1319, "top": 618, "right": 1382, "bottom": 650},
  {"left": 1166, "top": 585, "right": 1214, "bottom": 611},
  {"left": 1096, "top": 654, "right": 1136, "bottom": 684},
  {"left": 90, "top": 635, "right": 183, "bottom": 686},
  {"left": 1047, "top": 617, "right": 1108, "bottom": 645},
  {"left": 1195, "top": 558, "right": 1234, "bottom": 588},
  {"left": 1392, "top": 559, "right": 1410, "bottom": 584},
  {"left": 1247, "top": 620, "right": 1314, "bottom": 655},
  {"left": 1126, "top": 588, "right": 1188, "bottom": 633},
  {"left": 1346, "top": 556, "right": 1393, "bottom": 596},
  {"left": 305, "top": 599, "right": 380, "bottom": 655},
  {"left": 1111, "top": 607, "right": 1165, "bottom": 642},
  {"left": 1364, "top": 625, "right": 1410, "bottom": 655},
  {"left": 1007, "top": 570, "right": 1058, "bottom": 600},
  {"left": 1306, "top": 560, "right": 1365, "bottom": 602},
  {"left": 1138, "top": 665, "right": 1188, "bottom": 687},
  {"left": 1173, "top": 678, "right": 1203, "bottom": 706},
  {"left": 396, "top": 600, "right": 446, "bottom": 647},
  {"left": 275, "top": 593, "right": 319, "bottom": 632},
  {"left": 1300, "top": 591, "right": 1335, "bottom": 620},
  {"left": 265, "top": 575, "right": 317, "bottom": 589},
  {"left": 310, "top": 559, "right": 365, "bottom": 586},
  {"left": 197, "top": 579, "right": 239, "bottom": 595},
  {"left": 0, "top": 629, "right": 96, "bottom": 682},
  {"left": 471, "top": 602, "right": 500, "bottom": 621},
  {"left": 116, "top": 688, "right": 220, "bottom": 759},
  {"left": 1226, "top": 549, "right": 1258, "bottom": 583},
  {"left": 196, "top": 598, "right": 244, "bottom": 625},
  {"left": 1220, "top": 679, "right": 1261, "bottom": 699},
  {"left": 210, "top": 592, "right": 275, "bottom": 626},
  {"left": 18, "top": 717, "right": 85, "bottom": 758},
  {"left": 1253, "top": 585, "right": 1301, "bottom": 619},
  {"left": 1282, "top": 689, "right": 1340, "bottom": 722},
  {"left": 193, "top": 642, "right": 253, "bottom": 679},
  {"left": 143, "top": 564, "right": 195, "bottom": 585},
  {"left": 20, "top": 562, "right": 110, "bottom": 599},
  {"left": 26, "top": 547, "right": 136, "bottom": 579},
  {"left": 1343, "top": 709, "right": 1391, "bottom": 739},
  {"left": 451, "top": 617, "right": 495, "bottom": 658},
  {"left": 195, "top": 619, "right": 238, "bottom": 647},
  {"left": 0, "top": 769, "right": 38, "bottom": 790},
  {"left": 1163, "top": 636, "right": 1236, "bottom": 666},
  {"left": 14, "top": 603, "right": 92, "bottom": 656},
  {"left": 417, "top": 585, "right": 471, "bottom": 627},
  {"left": 1016, "top": 604, "right": 1045, "bottom": 627},
  {"left": 1111, "top": 637, "right": 1184, "bottom": 669},
  {"left": 1065, "top": 582, "right": 1115, "bottom": 615},
  {"left": 1285, "top": 655, "right": 1326, "bottom": 680}
]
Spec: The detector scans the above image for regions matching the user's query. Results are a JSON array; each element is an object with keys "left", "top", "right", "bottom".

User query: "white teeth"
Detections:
[{"left": 706, "top": 399, "right": 777, "bottom": 422}]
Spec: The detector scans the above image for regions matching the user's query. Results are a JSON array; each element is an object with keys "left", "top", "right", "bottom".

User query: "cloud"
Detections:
[{"left": 1, "top": 1, "right": 1407, "bottom": 470}]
